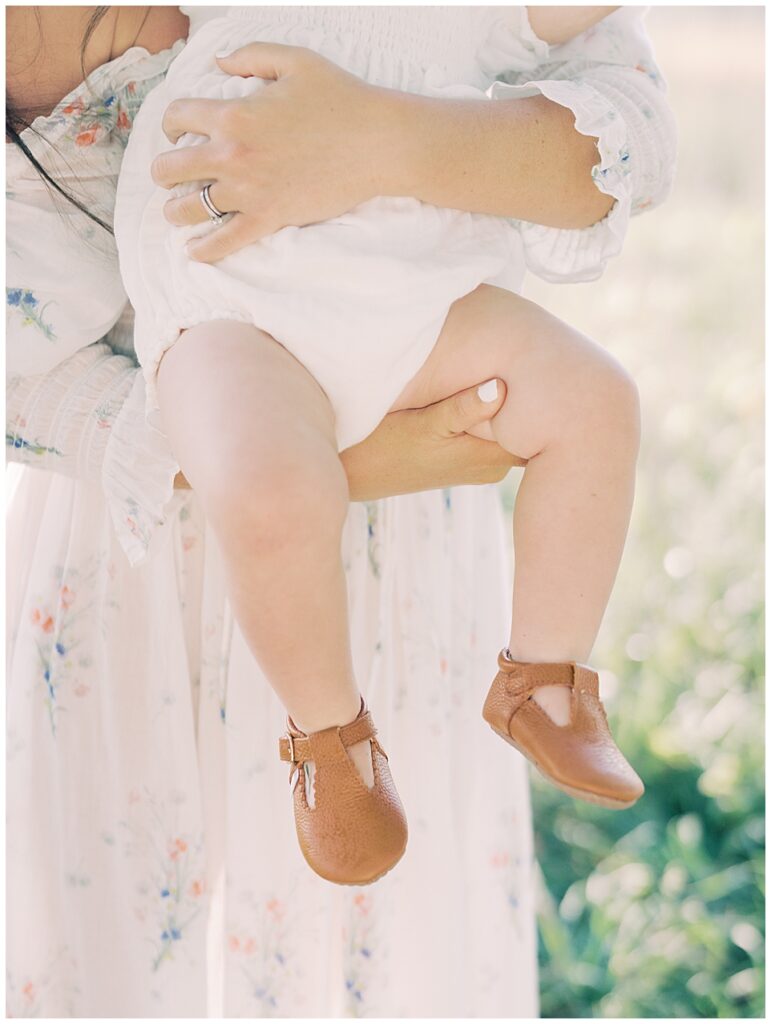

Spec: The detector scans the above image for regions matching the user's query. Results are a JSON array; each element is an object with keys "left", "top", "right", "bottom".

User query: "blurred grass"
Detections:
[{"left": 499, "top": 7, "right": 765, "bottom": 1017}]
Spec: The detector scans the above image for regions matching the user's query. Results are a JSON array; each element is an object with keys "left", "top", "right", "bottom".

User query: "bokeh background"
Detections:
[{"left": 498, "top": 5, "right": 765, "bottom": 1017}]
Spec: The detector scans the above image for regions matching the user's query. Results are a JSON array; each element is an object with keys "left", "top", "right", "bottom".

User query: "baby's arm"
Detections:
[{"left": 525, "top": 6, "right": 620, "bottom": 45}]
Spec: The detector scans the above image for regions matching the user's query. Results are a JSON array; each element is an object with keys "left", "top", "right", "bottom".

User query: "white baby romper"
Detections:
[{"left": 116, "top": 4, "right": 674, "bottom": 453}]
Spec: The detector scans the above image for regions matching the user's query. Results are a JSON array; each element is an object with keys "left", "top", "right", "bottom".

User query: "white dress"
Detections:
[{"left": 6, "top": 7, "right": 676, "bottom": 1017}]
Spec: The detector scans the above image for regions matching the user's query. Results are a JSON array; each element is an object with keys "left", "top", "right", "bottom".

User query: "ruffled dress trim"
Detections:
[{"left": 102, "top": 368, "right": 182, "bottom": 568}]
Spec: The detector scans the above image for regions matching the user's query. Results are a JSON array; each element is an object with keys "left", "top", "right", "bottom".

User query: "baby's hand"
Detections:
[{"left": 526, "top": 6, "right": 620, "bottom": 46}]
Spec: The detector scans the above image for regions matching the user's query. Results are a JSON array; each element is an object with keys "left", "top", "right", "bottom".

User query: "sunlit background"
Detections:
[{"left": 497, "top": 6, "right": 764, "bottom": 1017}]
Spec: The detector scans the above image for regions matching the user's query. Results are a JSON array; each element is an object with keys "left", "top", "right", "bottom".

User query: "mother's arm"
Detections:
[
  {"left": 155, "top": 7, "right": 676, "bottom": 265},
  {"left": 172, "top": 377, "right": 525, "bottom": 497}
]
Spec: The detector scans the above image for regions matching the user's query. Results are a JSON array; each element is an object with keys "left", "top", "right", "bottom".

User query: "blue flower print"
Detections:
[
  {"left": 6, "top": 431, "right": 63, "bottom": 458},
  {"left": 7, "top": 287, "right": 56, "bottom": 340}
]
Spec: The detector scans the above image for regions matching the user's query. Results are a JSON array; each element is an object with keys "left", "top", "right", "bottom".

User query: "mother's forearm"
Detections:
[{"left": 376, "top": 90, "right": 614, "bottom": 229}]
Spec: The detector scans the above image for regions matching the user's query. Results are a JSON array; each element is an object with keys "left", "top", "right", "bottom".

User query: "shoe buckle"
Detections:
[{"left": 285, "top": 732, "right": 296, "bottom": 764}]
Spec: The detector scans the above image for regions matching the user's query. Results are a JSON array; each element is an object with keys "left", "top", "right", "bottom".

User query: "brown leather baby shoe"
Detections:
[
  {"left": 483, "top": 649, "right": 644, "bottom": 809},
  {"left": 278, "top": 700, "right": 408, "bottom": 885}
]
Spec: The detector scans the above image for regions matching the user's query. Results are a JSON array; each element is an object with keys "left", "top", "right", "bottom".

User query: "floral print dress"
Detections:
[{"left": 6, "top": 9, "right": 676, "bottom": 1017}]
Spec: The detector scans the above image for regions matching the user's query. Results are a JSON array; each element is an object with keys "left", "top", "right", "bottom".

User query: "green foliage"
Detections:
[{"left": 499, "top": 9, "right": 764, "bottom": 1017}]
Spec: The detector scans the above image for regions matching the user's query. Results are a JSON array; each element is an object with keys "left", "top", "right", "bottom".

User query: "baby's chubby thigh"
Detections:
[
  {"left": 155, "top": 320, "right": 349, "bottom": 549},
  {"left": 389, "top": 284, "right": 641, "bottom": 458}
]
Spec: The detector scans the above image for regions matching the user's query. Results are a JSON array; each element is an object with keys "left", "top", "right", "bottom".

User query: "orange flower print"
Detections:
[
  {"left": 116, "top": 110, "right": 131, "bottom": 131},
  {"left": 228, "top": 933, "right": 256, "bottom": 955},
  {"left": 127, "top": 81, "right": 136, "bottom": 94},
  {"left": 168, "top": 836, "right": 188, "bottom": 860},
  {"left": 30, "top": 608, "right": 41, "bottom": 626},
  {"left": 439, "top": 656, "right": 448, "bottom": 675},
  {"left": 60, "top": 584, "right": 74, "bottom": 609},
  {"left": 189, "top": 878, "right": 204, "bottom": 898},
  {"left": 490, "top": 850, "right": 510, "bottom": 869},
  {"left": 41, "top": 615, "right": 55, "bottom": 634},
  {"left": 353, "top": 892, "right": 371, "bottom": 915},
  {"left": 266, "top": 898, "right": 284, "bottom": 920},
  {"left": 75, "top": 127, "right": 99, "bottom": 147},
  {"left": 73, "top": 683, "right": 90, "bottom": 698}
]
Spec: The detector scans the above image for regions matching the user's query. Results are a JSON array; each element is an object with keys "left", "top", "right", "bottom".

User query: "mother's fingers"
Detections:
[
  {"left": 161, "top": 97, "right": 228, "bottom": 144},
  {"left": 185, "top": 213, "right": 260, "bottom": 264},
  {"left": 164, "top": 183, "right": 235, "bottom": 227},
  {"left": 151, "top": 141, "right": 221, "bottom": 188}
]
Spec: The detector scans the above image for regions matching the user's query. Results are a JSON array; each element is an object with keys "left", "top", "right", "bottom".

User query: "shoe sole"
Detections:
[
  {"left": 488, "top": 724, "right": 641, "bottom": 810},
  {"left": 305, "top": 842, "right": 407, "bottom": 887}
]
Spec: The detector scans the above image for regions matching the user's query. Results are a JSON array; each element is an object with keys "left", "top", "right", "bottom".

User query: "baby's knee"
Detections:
[
  {"left": 207, "top": 440, "right": 349, "bottom": 547},
  {"left": 537, "top": 339, "right": 641, "bottom": 451},
  {"left": 583, "top": 356, "right": 641, "bottom": 450}
]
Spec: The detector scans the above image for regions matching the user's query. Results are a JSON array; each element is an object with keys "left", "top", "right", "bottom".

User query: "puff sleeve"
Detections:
[
  {"left": 479, "top": 5, "right": 678, "bottom": 282},
  {"left": 6, "top": 194, "right": 180, "bottom": 569}
]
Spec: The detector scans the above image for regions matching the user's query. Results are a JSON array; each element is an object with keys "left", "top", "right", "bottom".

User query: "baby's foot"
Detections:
[
  {"left": 482, "top": 649, "right": 644, "bottom": 809},
  {"left": 502, "top": 649, "right": 573, "bottom": 725},
  {"left": 531, "top": 683, "right": 572, "bottom": 725},
  {"left": 279, "top": 700, "right": 407, "bottom": 884},
  {"left": 304, "top": 737, "right": 374, "bottom": 807}
]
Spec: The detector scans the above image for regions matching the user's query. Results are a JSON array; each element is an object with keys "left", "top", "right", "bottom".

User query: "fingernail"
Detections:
[
  {"left": 477, "top": 379, "right": 499, "bottom": 402},
  {"left": 215, "top": 50, "right": 233, "bottom": 59}
]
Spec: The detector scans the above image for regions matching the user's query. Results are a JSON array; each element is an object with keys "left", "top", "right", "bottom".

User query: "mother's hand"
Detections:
[
  {"left": 341, "top": 379, "right": 526, "bottom": 501},
  {"left": 173, "top": 378, "right": 526, "bottom": 495},
  {"left": 153, "top": 42, "right": 395, "bottom": 263}
]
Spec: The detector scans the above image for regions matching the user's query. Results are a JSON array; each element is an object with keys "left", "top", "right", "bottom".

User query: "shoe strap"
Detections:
[
  {"left": 496, "top": 649, "right": 600, "bottom": 711},
  {"left": 278, "top": 708, "right": 377, "bottom": 765}
]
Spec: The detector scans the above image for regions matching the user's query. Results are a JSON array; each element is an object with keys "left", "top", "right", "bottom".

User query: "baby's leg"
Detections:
[
  {"left": 155, "top": 321, "right": 372, "bottom": 782},
  {"left": 391, "top": 285, "right": 641, "bottom": 724}
]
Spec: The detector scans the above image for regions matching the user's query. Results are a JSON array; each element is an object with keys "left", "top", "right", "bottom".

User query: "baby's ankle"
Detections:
[{"left": 291, "top": 693, "right": 363, "bottom": 736}]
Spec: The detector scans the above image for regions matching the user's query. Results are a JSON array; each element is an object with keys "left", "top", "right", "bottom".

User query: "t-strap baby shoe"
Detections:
[
  {"left": 482, "top": 649, "right": 644, "bottom": 809},
  {"left": 278, "top": 699, "right": 408, "bottom": 884}
]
